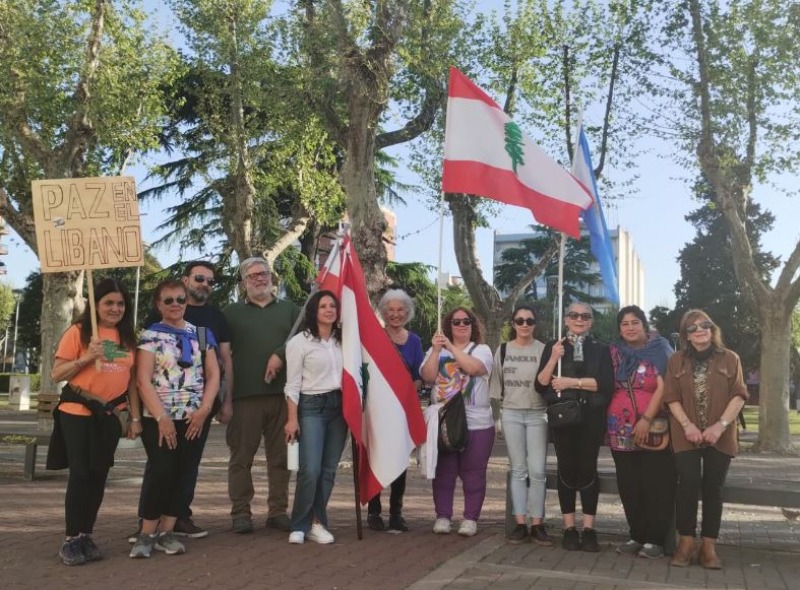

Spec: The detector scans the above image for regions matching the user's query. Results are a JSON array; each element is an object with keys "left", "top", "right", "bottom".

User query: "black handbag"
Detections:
[
  {"left": 438, "top": 392, "right": 468, "bottom": 452},
  {"left": 546, "top": 398, "right": 582, "bottom": 428}
]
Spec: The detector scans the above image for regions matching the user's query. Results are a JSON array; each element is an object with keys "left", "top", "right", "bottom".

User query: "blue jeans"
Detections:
[
  {"left": 502, "top": 408, "right": 548, "bottom": 519},
  {"left": 290, "top": 391, "right": 348, "bottom": 534}
]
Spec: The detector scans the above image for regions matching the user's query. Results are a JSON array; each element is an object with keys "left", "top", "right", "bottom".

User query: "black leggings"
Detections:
[
  {"left": 60, "top": 412, "right": 119, "bottom": 537},
  {"left": 674, "top": 446, "right": 731, "bottom": 538},
  {"left": 550, "top": 407, "right": 606, "bottom": 516},
  {"left": 367, "top": 470, "right": 407, "bottom": 517}
]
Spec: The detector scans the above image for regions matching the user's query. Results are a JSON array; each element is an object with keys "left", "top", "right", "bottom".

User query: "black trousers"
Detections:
[
  {"left": 137, "top": 413, "right": 212, "bottom": 519},
  {"left": 674, "top": 446, "right": 732, "bottom": 538},
  {"left": 60, "top": 412, "right": 120, "bottom": 537},
  {"left": 367, "top": 470, "right": 407, "bottom": 517},
  {"left": 138, "top": 418, "right": 205, "bottom": 521},
  {"left": 612, "top": 448, "right": 677, "bottom": 545},
  {"left": 549, "top": 407, "right": 605, "bottom": 516}
]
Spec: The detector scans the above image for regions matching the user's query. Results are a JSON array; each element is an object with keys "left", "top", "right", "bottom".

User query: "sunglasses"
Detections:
[
  {"left": 686, "top": 320, "right": 714, "bottom": 334},
  {"left": 566, "top": 312, "right": 593, "bottom": 321},
  {"left": 450, "top": 318, "right": 473, "bottom": 327},
  {"left": 193, "top": 275, "right": 216, "bottom": 286},
  {"left": 162, "top": 296, "right": 187, "bottom": 305},
  {"left": 513, "top": 318, "right": 536, "bottom": 326},
  {"left": 246, "top": 271, "right": 270, "bottom": 281}
]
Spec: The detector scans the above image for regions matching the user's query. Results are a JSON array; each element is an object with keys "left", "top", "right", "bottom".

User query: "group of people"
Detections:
[{"left": 47, "top": 258, "right": 748, "bottom": 571}]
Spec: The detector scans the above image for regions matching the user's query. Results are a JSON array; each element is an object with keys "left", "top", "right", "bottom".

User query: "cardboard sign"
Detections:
[{"left": 31, "top": 176, "right": 143, "bottom": 272}]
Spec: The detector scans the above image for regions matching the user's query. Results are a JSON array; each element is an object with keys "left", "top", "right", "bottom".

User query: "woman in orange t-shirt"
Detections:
[{"left": 49, "top": 278, "right": 139, "bottom": 567}]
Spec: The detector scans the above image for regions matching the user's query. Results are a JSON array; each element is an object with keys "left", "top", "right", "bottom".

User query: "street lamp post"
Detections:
[{"left": 11, "top": 289, "right": 22, "bottom": 373}]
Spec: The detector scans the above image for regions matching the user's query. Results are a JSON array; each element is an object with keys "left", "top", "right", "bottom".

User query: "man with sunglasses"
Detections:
[
  {"left": 222, "top": 257, "right": 300, "bottom": 535},
  {"left": 130, "top": 261, "right": 233, "bottom": 541}
]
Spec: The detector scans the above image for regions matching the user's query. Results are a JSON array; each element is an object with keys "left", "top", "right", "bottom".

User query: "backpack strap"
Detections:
[
  {"left": 499, "top": 342, "right": 507, "bottom": 399},
  {"left": 197, "top": 326, "right": 207, "bottom": 369}
]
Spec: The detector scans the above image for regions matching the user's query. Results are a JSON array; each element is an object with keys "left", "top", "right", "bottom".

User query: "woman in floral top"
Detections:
[
  {"left": 131, "top": 279, "right": 220, "bottom": 558},
  {"left": 606, "top": 306, "right": 675, "bottom": 559}
]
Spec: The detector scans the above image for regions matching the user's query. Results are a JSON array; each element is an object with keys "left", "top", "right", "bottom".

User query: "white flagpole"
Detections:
[
  {"left": 134, "top": 265, "right": 141, "bottom": 328},
  {"left": 436, "top": 193, "right": 445, "bottom": 332},
  {"left": 556, "top": 232, "right": 566, "bottom": 377}
]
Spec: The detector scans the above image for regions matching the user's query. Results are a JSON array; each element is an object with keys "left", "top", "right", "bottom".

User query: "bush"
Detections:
[{"left": 0, "top": 373, "right": 42, "bottom": 394}]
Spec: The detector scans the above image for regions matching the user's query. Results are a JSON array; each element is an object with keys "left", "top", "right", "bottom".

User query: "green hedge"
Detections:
[{"left": 0, "top": 374, "right": 42, "bottom": 394}]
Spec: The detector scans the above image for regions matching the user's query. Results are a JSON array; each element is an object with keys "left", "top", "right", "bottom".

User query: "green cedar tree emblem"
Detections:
[
  {"left": 360, "top": 362, "right": 370, "bottom": 405},
  {"left": 504, "top": 121, "right": 525, "bottom": 174},
  {"left": 102, "top": 340, "right": 127, "bottom": 361}
]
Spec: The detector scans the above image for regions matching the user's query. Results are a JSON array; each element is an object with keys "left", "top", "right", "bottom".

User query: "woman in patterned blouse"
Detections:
[{"left": 663, "top": 310, "right": 748, "bottom": 570}]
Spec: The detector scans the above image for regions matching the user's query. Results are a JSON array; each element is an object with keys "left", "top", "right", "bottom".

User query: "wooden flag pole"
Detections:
[
  {"left": 86, "top": 269, "right": 101, "bottom": 371},
  {"left": 351, "top": 433, "right": 363, "bottom": 540},
  {"left": 556, "top": 233, "right": 566, "bottom": 377}
]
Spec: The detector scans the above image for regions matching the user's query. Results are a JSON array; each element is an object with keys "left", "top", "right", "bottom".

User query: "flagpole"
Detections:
[
  {"left": 556, "top": 233, "right": 566, "bottom": 376},
  {"left": 436, "top": 192, "right": 445, "bottom": 332}
]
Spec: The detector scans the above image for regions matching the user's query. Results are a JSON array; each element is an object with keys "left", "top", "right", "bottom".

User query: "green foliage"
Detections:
[
  {"left": 0, "top": 284, "right": 15, "bottom": 335},
  {"left": 274, "top": 247, "right": 316, "bottom": 308}
]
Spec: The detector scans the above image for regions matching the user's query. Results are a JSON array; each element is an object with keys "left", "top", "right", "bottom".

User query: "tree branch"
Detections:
[
  {"left": 0, "top": 186, "right": 37, "bottom": 253},
  {"left": 376, "top": 79, "right": 443, "bottom": 149},
  {"left": 505, "top": 239, "right": 560, "bottom": 304},
  {"left": 263, "top": 213, "right": 311, "bottom": 266},
  {"left": 594, "top": 43, "right": 620, "bottom": 180}
]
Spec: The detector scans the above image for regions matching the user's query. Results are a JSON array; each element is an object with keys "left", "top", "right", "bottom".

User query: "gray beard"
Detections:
[{"left": 188, "top": 286, "right": 209, "bottom": 303}]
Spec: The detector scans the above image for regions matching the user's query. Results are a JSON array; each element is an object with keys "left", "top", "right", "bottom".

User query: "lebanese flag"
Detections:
[
  {"left": 316, "top": 234, "right": 345, "bottom": 294},
  {"left": 442, "top": 67, "right": 593, "bottom": 238},
  {"left": 338, "top": 239, "right": 427, "bottom": 504}
]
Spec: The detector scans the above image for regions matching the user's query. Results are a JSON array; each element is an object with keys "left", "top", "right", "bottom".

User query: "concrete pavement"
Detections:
[{"left": 2, "top": 411, "right": 800, "bottom": 590}]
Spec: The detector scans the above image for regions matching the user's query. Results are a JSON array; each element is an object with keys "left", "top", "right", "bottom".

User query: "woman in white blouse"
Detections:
[{"left": 284, "top": 290, "right": 346, "bottom": 545}]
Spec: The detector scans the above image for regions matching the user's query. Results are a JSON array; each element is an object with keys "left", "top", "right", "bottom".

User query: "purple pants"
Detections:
[{"left": 433, "top": 426, "right": 495, "bottom": 521}]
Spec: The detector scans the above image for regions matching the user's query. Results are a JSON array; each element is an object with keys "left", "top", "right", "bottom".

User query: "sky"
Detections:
[{"left": 4, "top": 0, "right": 799, "bottom": 313}]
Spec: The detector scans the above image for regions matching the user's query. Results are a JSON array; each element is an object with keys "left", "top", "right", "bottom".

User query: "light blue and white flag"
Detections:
[{"left": 572, "top": 126, "right": 619, "bottom": 306}]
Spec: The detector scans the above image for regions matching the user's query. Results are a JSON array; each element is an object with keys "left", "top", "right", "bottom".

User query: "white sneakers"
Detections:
[
  {"left": 458, "top": 520, "right": 478, "bottom": 537},
  {"left": 307, "top": 523, "right": 335, "bottom": 544},
  {"left": 288, "top": 531, "right": 305, "bottom": 544},
  {"left": 433, "top": 518, "right": 452, "bottom": 534}
]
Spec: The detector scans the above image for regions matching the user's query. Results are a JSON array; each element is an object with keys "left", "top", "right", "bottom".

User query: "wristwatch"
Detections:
[{"left": 719, "top": 418, "right": 730, "bottom": 429}]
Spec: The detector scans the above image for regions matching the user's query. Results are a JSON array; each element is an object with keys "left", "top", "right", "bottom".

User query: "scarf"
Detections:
[
  {"left": 566, "top": 332, "right": 586, "bottom": 362},
  {"left": 150, "top": 322, "right": 198, "bottom": 368},
  {"left": 614, "top": 334, "right": 673, "bottom": 382}
]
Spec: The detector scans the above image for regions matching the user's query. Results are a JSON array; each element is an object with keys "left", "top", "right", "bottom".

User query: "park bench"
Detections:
[{"left": 504, "top": 465, "right": 800, "bottom": 554}]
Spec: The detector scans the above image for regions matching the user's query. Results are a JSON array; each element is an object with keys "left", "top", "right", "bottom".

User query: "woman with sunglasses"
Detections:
[
  {"left": 49, "top": 278, "right": 138, "bottom": 566},
  {"left": 421, "top": 307, "right": 494, "bottom": 537},
  {"left": 489, "top": 305, "right": 552, "bottom": 545},
  {"left": 535, "top": 302, "right": 613, "bottom": 552},
  {"left": 607, "top": 306, "right": 676, "bottom": 559},
  {"left": 663, "top": 310, "right": 747, "bottom": 570},
  {"left": 131, "top": 279, "right": 220, "bottom": 558}
]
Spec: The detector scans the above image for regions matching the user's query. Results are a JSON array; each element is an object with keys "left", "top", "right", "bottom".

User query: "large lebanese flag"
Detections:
[
  {"left": 331, "top": 237, "right": 426, "bottom": 504},
  {"left": 442, "top": 67, "right": 593, "bottom": 238}
]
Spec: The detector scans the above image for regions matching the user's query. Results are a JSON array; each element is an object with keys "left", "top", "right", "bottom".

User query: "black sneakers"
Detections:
[
  {"left": 59, "top": 537, "right": 86, "bottom": 566},
  {"left": 388, "top": 514, "right": 409, "bottom": 532},
  {"left": 80, "top": 535, "right": 103, "bottom": 562},
  {"left": 507, "top": 524, "right": 529, "bottom": 544},
  {"left": 581, "top": 528, "right": 600, "bottom": 553},
  {"left": 367, "top": 514, "right": 385, "bottom": 531},
  {"left": 531, "top": 524, "right": 554, "bottom": 546},
  {"left": 173, "top": 517, "right": 209, "bottom": 539},
  {"left": 562, "top": 527, "right": 581, "bottom": 551}
]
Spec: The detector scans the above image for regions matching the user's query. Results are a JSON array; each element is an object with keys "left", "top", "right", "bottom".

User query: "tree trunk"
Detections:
[
  {"left": 39, "top": 271, "right": 84, "bottom": 396},
  {"left": 341, "top": 94, "right": 387, "bottom": 299},
  {"left": 755, "top": 302, "right": 793, "bottom": 452}
]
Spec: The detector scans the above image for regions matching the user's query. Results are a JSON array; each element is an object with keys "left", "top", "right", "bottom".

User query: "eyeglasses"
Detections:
[
  {"left": 513, "top": 318, "right": 536, "bottom": 326},
  {"left": 686, "top": 320, "right": 714, "bottom": 334},
  {"left": 566, "top": 312, "right": 593, "bottom": 321},
  {"left": 193, "top": 275, "right": 216, "bottom": 286},
  {"left": 450, "top": 318, "right": 473, "bottom": 327},
  {"left": 245, "top": 271, "right": 270, "bottom": 281},
  {"left": 162, "top": 296, "right": 187, "bottom": 305}
]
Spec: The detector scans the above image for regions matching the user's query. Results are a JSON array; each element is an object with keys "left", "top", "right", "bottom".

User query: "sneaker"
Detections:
[
  {"left": 530, "top": 524, "right": 554, "bottom": 546},
  {"left": 129, "top": 533, "right": 157, "bottom": 559},
  {"left": 507, "top": 524, "right": 529, "bottom": 544},
  {"left": 458, "top": 519, "right": 478, "bottom": 537},
  {"left": 59, "top": 537, "right": 86, "bottom": 566},
  {"left": 388, "top": 514, "right": 409, "bottom": 532},
  {"left": 173, "top": 517, "right": 208, "bottom": 539},
  {"left": 266, "top": 514, "right": 291, "bottom": 532},
  {"left": 638, "top": 543, "right": 664, "bottom": 559},
  {"left": 307, "top": 523, "right": 334, "bottom": 544},
  {"left": 433, "top": 518, "right": 452, "bottom": 534},
  {"left": 616, "top": 540, "right": 643, "bottom": 556},
  {"left": 155, "top": 531, "right": 185, "bottom": 555},
  {"left": 367, "top": 513, "right": 385, "bottom": 531},
  {"left": 288, "top": 531, "right": 305, "bottom": 544},
  {"left": 232, "top": 515, "right": 253, "bottom": 534},
  {"left": 127, "top": 525, "right": 142, "bottom": 544},
  {"left": 562, "top": 527, "right": 581, "bottom": 551},
  {"left": 80, "top": 535, "right": 103, "bottom": 562},
  {"left": 581, "top": 528, "right": 600, "bottom": 553}
]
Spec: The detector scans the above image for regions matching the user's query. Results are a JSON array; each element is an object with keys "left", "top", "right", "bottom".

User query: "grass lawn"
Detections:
[{"left": 740, "top": 405, "right": 800, "bottom": 435}]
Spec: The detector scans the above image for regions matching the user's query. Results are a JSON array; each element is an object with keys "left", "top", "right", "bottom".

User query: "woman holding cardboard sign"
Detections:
[{"left": 48, "top": 278, "right": 139, "bottom": 566}]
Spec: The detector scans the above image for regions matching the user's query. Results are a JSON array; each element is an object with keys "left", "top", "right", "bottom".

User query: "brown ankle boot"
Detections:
[
  {"left": 698, "top": 537, "right": 722, "bottom": 570},
  {"left": 670, "top": 535, "right": 695, "bottom": 567}
]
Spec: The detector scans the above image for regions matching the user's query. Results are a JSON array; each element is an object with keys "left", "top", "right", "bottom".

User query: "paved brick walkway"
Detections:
[{"left": 2, "top": 413, "right": 800, "bottom": 589}]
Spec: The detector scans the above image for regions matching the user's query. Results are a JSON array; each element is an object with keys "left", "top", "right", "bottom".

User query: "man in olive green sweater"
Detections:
[{"left": 221, "top": 257, "right": 300, "bottom": 534}]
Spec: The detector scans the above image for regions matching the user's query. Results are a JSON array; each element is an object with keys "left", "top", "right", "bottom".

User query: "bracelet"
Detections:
[
  {"left": 577, "top": 379, "right": 583, "bottom": 389},
  {"left": 131, "top": 417, "right": 141, "bottom": 423},
  {"left": 155, "top": 413, "right": 166, "bottom": 422},
  {"left": 640, "top": 415, "right": 652, "bottom": 423},
  {"left": 681, "top": 419, "right": 691, "bottom": 429}
]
